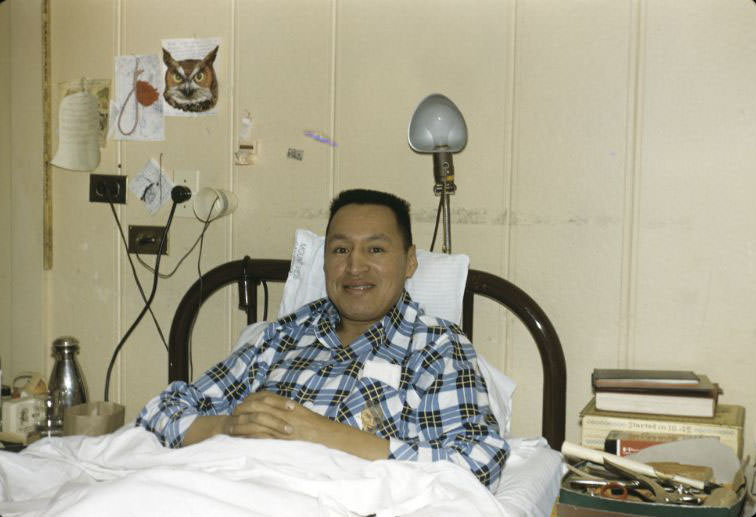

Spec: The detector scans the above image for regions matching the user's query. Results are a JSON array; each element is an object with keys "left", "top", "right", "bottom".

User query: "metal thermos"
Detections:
[{"left": 48, "top": 336, "right": 88, "bottom": 427}]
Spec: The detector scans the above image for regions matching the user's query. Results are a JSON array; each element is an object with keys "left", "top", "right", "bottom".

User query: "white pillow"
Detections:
[
  {"left": 278, "top": 229, "right": 470, "bottom": 324},
  {"left": 478, "top": 356, "right": 515, "bottom": 434}
]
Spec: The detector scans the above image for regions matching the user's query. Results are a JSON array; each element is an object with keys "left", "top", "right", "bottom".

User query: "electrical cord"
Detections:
[
  {"left": 196, "top": 208, "right": 214, "bottom": 277},
  {"left": 104, "top": 201, "right": 177, "bottom": 402},
  {"left": 429, "top": 195, "right": 443, "bottom": 252},
  {"left": 134, "top": 192, "right": 221, "bottom": 278},
  {"left": 188, "top": 196, "right": 219, "bottom": 380},
  {"left": 107, "top": 198, "right": 168, "bottom": 352},
  {"left": 262, "top": 280, "right": 269, "bottom": 321},
  {"left": 134, "top": 228, "right": 207, "bottom": 278},
  {"left": 239, "top": 260, "right": 269, "bottom": 330}
]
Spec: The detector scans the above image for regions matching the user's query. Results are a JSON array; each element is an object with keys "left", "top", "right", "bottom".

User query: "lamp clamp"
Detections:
[
  {"left": 432, "top": 150, "right": 457, "bottom": 197},
  {"left": 433, "top": 182, "right": 457, "bottom": 196}
]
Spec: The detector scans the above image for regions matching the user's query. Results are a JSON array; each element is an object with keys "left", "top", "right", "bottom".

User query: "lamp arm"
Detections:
[
  {"left": 432, "top": 152, "right": 456, "bottom": 254},
  {"left": 442, "top": 192, "right": 452, "bottom": 254}
]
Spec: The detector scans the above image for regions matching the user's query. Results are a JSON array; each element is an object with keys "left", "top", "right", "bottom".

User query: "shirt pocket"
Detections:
[
  {"left": 348, "top": 360, "right": 406, "bottom": 437},
  {"left": 362, "top": 359, "right": 401, "bottom": 390}
]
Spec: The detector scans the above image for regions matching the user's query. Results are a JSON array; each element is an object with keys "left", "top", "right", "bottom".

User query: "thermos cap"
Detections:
[{"left": 52, "top": 336, "right": 80, "bottom": 351}]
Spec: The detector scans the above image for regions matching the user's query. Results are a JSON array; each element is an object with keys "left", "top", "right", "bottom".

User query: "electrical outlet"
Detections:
[
  {"left": 89, "top": 174, "right": 126, "bottom": 204},
  {"left": 128, "top": 225, "right": 168, "bottom": 255},
  {"left": 174, "top": 170, "right": 199, "bottom": 218}
]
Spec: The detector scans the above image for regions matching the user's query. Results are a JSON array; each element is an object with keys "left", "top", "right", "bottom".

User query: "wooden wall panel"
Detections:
[
  {"left": 4, "top": 0, "right": 750, "bottom": 463},
  {"left": 509, "top": 0, "right": 636, "bottom": 439},
  {"left": 0, "top": 3, "right": 11, "bottom": 377},
  {"left": 636, "top": 0, "right": 756, "bottom": 457}
]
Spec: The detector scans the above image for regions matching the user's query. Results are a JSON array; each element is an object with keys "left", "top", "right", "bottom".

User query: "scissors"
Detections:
[{"left": 569, "top": 479, "right": 639, "bottom": 501}]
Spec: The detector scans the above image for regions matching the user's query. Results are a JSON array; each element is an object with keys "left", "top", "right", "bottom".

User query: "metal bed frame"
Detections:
[{"left": 168, "top": 257, "right": 567, "bottom": 449}]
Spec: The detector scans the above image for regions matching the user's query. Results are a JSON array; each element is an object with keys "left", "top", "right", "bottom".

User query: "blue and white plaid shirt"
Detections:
[{"left": 137, "top": 290, "right": 509, "bottom": 489}]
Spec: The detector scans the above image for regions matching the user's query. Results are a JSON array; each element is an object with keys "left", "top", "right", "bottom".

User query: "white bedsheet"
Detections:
[{"left": 0, "top": 427, "right": 564, "bottom": 517}]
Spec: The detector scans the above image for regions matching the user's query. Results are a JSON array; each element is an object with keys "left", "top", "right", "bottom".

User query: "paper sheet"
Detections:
[
  {"left": 129, "top": 159, "right": 174, "bottom": 214},
  {"left": 628, "top": 437, "right": 741, "bottom": 484},
  {"left": 161, "top": 38, "right": 221, "bottom": 117},
  {"left": 59, "top": 79, "right": 111, "bottom": 147},
  {"left": 109, "top": 54, "right": 164, "bottom": 141}
]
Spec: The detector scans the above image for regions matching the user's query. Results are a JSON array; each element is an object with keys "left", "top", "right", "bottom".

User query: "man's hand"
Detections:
[
  {"left": 184, "top": 391, "right": 390, "bottom": 461},
  {"left": 227, "top": 391, "right": 330, "bottom": 441}
]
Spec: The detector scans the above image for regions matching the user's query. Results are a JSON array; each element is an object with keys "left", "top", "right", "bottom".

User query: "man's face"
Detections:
[{"left": 324, "top": 203, "right": 417, "bottom": 332}]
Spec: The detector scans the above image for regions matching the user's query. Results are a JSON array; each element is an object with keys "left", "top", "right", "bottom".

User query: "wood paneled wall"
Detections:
[{"left": 2, "top": 0, "right": 754, "bottom": 460}]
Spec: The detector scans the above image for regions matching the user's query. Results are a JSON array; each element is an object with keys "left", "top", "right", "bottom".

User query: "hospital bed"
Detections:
[
  {"left": 0, "top": 245, "right": 568, "bottom": 517},
  {"left": 163, "top": 246, "right": 568, "bottom": 515},
  {"left": 169, "top": 256, "right": 567, "bottom": 450}
]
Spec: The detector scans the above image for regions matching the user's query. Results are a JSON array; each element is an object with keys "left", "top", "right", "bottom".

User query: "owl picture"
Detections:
[{"left": 162, "top": 46, "right": 219, "bottom": 113}]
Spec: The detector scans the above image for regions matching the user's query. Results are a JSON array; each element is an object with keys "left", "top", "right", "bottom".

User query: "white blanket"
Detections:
[{"left": 0, "top": 427, "right": 563, "bottom": 517}]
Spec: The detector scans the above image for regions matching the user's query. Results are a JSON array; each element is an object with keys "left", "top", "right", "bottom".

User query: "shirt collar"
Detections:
[{"left": 308, "top": 290, "right": 420, "bottom": 360}]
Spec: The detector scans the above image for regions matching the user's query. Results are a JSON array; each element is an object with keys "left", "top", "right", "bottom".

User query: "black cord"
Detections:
[
  {"left": 104, "top": 203, "right": 176, "bottom": 401},
  {"left": 429, "top": 195, "right": 443, "bottom": 252},
  {"left": 135, "top": 190, "right": 221, "bottom": 278},
  {"left": 107, "top": 199, "right": 168, "bottom": 352},
  {"left": 134, "top": 226, "right": 210, "bottom": 278},
  {"left": 262, "top": 280, "right": 269, "bottom": 321},
  {"left": 189, "top": 197, "right": 219, "bottom": 380},
  {"left": 195, "top": 199, "right": 217, "bottom": 280}
]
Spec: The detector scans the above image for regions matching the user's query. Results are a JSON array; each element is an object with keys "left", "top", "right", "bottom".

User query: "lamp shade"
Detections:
[{"left": 408, "top": 94, "right": 467, "bottom": 153}]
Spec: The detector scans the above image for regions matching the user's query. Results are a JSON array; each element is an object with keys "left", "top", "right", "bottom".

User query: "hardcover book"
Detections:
[
  {"left": 592, "top": 369, "right": 707, "bottom": 392},
  {"left": 592, "top": 369, "right": 720, "bottom": 417},
  {"left": 579, "top": 398, "right": 744, "bottom": 458},
  {"left": 593, "top": 387, "right": 719, "bottom": 417}
]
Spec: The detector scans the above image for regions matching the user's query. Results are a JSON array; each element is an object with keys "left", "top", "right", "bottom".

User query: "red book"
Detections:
[{"left": 603, "top": 430, "right": 712, "bottom": 457}]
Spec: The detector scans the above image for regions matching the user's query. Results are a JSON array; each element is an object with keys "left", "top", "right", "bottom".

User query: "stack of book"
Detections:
[
  {"left": 579, "top": 369, "right": 745, "bottom": 458},
  {"left": 591, "top": 368, "right": 721, "bottom": 418}
]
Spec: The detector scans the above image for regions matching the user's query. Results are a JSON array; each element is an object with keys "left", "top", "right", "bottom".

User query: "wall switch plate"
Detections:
[
  {"left": 128, "top": 225, "right": 168, "bottom": 255},
  {"left": 174, "top": 170, "right": 199, "bottom": 218},
  {"left": 89, "top": 174, "right": 126, "bottom": 204}
]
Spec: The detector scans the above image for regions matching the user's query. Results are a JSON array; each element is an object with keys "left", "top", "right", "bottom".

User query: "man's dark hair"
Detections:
[{"left": 326, "top": 189, "right": 413, "bottom": 250}]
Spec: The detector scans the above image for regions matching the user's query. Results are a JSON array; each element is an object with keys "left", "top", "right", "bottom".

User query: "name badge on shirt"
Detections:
[
  {"left": 361, "top": 359, "right": 401, "bottom": 390},
  {"left": 360, "top": 403, "right": 383, "bottom": 434}
]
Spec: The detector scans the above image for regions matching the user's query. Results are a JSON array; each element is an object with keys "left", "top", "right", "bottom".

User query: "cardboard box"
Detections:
[
  {"left": 580, "top": 398, "right": 745, "bottom": 458},
  {"left": 555, "top": 503, "right": 644, "bottom": 516},
  {"left": 63, "top": 402, "right": 125, "bottom": 436},
  {"left": 558, "top": 471, "right": 745, "bottom": 517}
]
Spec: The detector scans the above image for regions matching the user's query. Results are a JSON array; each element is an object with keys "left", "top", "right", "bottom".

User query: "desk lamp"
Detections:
[{"left": 408, "top": 94, "right": 467, "bottom": 254}]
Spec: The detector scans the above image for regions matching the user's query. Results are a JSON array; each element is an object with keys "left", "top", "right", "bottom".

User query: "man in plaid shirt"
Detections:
[{"left": 138, "top": 189, "right": 508, "bottom": 490}]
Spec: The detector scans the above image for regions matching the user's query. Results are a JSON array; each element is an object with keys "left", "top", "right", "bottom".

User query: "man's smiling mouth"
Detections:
[{"left": 344, "top": 284, "right": 374, "bottom": 291}]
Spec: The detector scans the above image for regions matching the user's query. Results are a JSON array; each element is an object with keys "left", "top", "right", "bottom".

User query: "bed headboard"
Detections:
[{"left": 168, "top": 257, "right": 566, "bottom": 449}]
